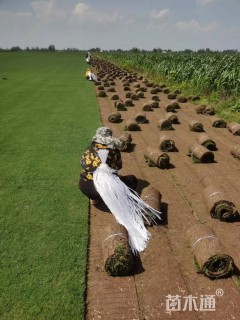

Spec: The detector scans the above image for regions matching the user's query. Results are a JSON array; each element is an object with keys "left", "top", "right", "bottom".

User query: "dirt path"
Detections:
[{"left": 85, "top": 63, "right": 240, "bottom": 320}]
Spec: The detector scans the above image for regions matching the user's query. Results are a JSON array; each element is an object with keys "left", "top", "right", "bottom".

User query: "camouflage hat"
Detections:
[{"left": 92, "top": 127, "right": 121, "bottom": 149}]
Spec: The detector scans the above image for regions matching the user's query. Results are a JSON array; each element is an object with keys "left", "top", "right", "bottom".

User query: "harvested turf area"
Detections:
[{"left": 85, "top": 60, "right": 240, "bottom": 320}]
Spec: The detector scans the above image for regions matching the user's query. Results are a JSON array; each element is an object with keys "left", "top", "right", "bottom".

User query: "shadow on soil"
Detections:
[
  {"left": 133, "top": 254, "right": 145, "bottom": 275},
  {"left": 136, "top": 178, "right": 150, "bottom": 194},
  {"left": 159, "top": 202, "right": 168, "bottom": 226},
  {"left": 167, "top": 163, "right": 176, "bottom": 169},
  {"left": 95, "top": 201, "right": 111, "bottom": 213},
  {"left": 124, "top": 143, "right": 136, "bottom": 153}
]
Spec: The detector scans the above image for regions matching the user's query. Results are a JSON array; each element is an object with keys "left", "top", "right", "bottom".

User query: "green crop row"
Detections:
[{"left": 98, "top": 51, "right": 240, "bottom": 98}]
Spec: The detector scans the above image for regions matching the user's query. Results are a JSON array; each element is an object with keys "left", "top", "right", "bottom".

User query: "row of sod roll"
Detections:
[{"left": 88, "top": 55, "right": 239, "bottom": 280}]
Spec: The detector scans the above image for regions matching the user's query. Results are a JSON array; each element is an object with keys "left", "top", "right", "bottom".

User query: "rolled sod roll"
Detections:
[
  {"left": 211, "top": 116, "right": 227, "bottom": 128},
  {"left": 191, "top": 95, "right": 200, "bottom": 101},
  {"left": 136, "top": 91, "right": 145, "bottom": 98},
  {"left": 107, "top": 86, "right": 116, "bottom": 92},
  {"left": 189, "top": 143, "right": 214, "bottom": 163},
  {"left": 164, "top": 103, "right": 176, "bottom": 112},
  {"left": 125, "top": 92, "right": 132, "bottom": 98},
  {"left": 141, "top": 186, "right": 162, "bottom": 212},
  {"left": 151, "top": 101, "right": 159, "bottom": 108},
  {"left": 203, "top": 184, "right": 238, "bottom": 222},
  {"left": 135, "top": 88, "right": 141, "bottom": 93},
  {"left": 115, "top": 101, "right": 127, "bottom": 111},
  {"left": 130, "top": 93, "right": 138, "bottom": 101},
  {"left": 197, "top": 133, "right": 217, "bottom": 151},
  {"left": 135, "top": 112, "right": 147, "bottom": 123},
  {"left": 187, "top": 222, "right": 234, "bottom": 279},
  {"left": 167, "top": 93, "right": 177, "bottom": 100},
  {"left": 142, "top": 103, "right": 153, "bottom": 111},
  {"left": 146, "top": 82, "right": 154, "bottom": 87},
  {"left": 111, "top": 94, "right": 119, "bottom": 101},
  {"left": 150, "top": 88, "right": 157, "bottom": 94},
  {"left": 159, "top": 134, "right": 176, "bottom": 152},
  {"left": 97, "top": 90, "right": 107, "bottom": 97},
  {"left": 108, "top": 112, "right": 121, "bottom": 123},
  {"left": 228, "top": 122, "right": 240, "bottom": 135},
  {"left": 118, "top": 132, "right": 132, "bottom": 151},
  {"left": 196, "top": 104, "right": 207, "bottom": 114},
  {"left": 189, "top": 120, "right": 203, "bottom": 132},
  {"left": 124, "top": 119, "right": 141, "bottom": 131},
  {"left": 122, "top": 80, "right": 130, "bottom": 86},
  {"left": 170, "top": 101, "right": 180, "bottom": 109},
  {"left": 157, "top": 118, "right": 172, "bottom": 131},
  {"left": 230, "top": 145, "right": 240, "bottom": 159},
  {"left": 162, "top": 88, "right": 170, "bottom": 94},
  {"left": 177, "top": 95, "right": 188, "bottom": 103},
  {"left": 124, "top": 98, "right": 134, "bottom": 107},
  {"left": 102, "top": 223, "right": 134, "bottom": 277},
  {"left": 144, "top": 147, "right": 170, "bottom": 168},
  {"left": 151, "top": 94, "right": 160, "bottom": 101},
  {"left": 141, "top": 186, "right": 162, "bottom": 223},
  {"left": 159, "top": 84, "right": 166, "bottom": 88},
  {"left": 203, "top": 106, "right": 215, "bottom": 115},
  {"left": 154, "top": 87, "right": 162, "bottom": 93},
  {"left": 166, "top": 112, "right": 179, "bottom": 124},
  {"left": 141, "top": 86, "right": 148, "bottom": 92}
]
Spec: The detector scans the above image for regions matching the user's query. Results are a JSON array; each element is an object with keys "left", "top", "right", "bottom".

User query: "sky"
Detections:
[{"left": 0, "top": 0, "right": 240, "bottom": 51}]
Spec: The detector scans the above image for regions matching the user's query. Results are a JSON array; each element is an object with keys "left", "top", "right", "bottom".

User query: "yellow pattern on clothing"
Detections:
[{"left": 80, "top": 143, "right": 122, "bottom": 181}]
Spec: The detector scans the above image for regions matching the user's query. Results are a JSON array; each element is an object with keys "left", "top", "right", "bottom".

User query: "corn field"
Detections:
[{"left": 99, "top": 51, "right": 240, "bottom": 97}]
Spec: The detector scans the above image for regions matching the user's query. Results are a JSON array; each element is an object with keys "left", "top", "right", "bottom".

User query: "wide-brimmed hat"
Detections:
[{"left": 92, "top": 127, "right": 121, "bottom": 149}]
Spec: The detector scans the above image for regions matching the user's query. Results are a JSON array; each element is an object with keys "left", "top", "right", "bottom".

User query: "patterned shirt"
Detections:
[{"left": 80, "top": 142, "right": 122, "bottom": 181}]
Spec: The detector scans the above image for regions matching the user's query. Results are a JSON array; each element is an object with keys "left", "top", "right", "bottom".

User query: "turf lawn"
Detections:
[{"left": 0, "top": 51, "right": 101, "bottom": 319}]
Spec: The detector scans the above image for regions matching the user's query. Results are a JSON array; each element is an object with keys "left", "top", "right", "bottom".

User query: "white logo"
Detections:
[{"left": 165, "top": 291, "right": 223, "bottom": 313}]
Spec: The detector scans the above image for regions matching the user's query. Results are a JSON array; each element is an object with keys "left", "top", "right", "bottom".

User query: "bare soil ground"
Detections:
[{"left": 85, "top": 65, "right": 240, "bottom": 320}]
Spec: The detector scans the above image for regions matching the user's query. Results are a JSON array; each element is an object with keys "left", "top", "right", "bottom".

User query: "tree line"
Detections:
[{"left": 0, "top": 45, "right": 238, "bottom": 54}]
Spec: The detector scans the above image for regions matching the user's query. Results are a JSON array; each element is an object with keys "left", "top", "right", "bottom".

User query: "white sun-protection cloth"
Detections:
[{"left": 93, "top": 149, "right": 161, "bottom": 253}]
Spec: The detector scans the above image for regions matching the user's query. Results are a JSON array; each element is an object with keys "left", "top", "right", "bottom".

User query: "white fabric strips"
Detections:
[{"left": 93, "top": 149, "right": 161, "bottom": 253}]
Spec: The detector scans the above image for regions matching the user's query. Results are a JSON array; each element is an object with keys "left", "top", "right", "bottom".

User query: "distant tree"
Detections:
[
  {"left": 89, "top": 47, "right": 101, "bottom": 52},
  {"left": 223, "top": 49, "right": 238, "bottom": 53},
  {"left": 197, "top": 48, "right": 213, "bottom": 53},
  {"left": 11, "top": 46, "right": 21, "bottom": 51},
  {"left": 153, "top": 48, "right": 163, "bottom": 53},
  {"left": 66, "top": 47, "right": 79, "bottom": 52},
  {"left": 48, "top": 44, "right": 55, "bottom": 51},
  {"left": 183, "top": 49, "right": 193, "bottom": 53},
  {"left": 130, "top": 47, "right": 140, "bottom": 53}
]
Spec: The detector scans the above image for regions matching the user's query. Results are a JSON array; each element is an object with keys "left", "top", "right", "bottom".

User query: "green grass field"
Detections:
[{"left": 0, "top": 52, "right": 101, "bottom": 319}]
